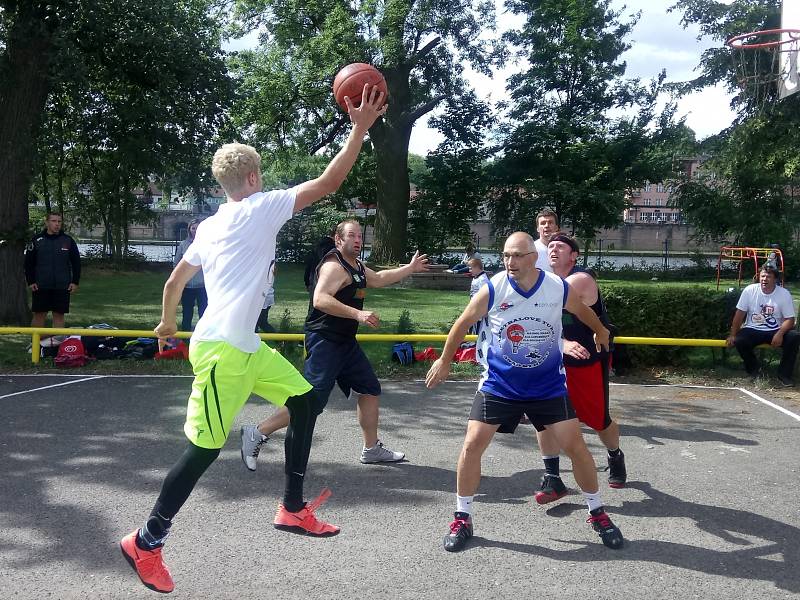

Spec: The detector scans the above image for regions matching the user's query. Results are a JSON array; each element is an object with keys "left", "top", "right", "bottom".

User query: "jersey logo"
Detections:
[
  {"left": 498, "top": 302, "right": 513, "bottom": 311},
  {"left": 498, "top": 317, "right": 555, "bottom": 368}
]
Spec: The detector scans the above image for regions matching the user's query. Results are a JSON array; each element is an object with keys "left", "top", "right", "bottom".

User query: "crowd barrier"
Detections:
[{"left": 0, "top": 327, "right": 730, "bottom": 365}]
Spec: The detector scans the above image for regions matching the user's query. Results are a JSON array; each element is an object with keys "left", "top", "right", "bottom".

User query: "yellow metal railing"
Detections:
[{"left": 0, "top": 326, "right": 734, "bottom": 365}]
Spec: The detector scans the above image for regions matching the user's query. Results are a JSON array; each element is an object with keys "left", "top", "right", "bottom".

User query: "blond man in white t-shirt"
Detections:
[
  {"left": 726, "top": 265, "right": 799, "bottom": 386},
  {"left": 120, "top": 86, "right": 387, "bottom": 594}
]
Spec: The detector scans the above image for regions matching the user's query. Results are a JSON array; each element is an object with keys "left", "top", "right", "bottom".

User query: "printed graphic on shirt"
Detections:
[
  {"left": 753, "top": 303, "right": 778, "bottom": 328},
  {"left": 499, "top": 317, "right": 556, "bottom": 368}
]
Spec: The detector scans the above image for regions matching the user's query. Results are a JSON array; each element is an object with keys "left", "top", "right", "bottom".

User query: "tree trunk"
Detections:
[
  {"left": 0, "top": 33, "right": 52, "bottom": 324},
  {"left": 369, "top": 117, "right": 413, "bottom": 264}
]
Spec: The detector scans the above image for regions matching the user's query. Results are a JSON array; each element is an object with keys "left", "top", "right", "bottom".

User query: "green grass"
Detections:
[
  {"left": 0, "top": 263, "right": 480, "bottom": 376},
  {"left": 1, "top": 264, "right": 796, "bottom": 387}
]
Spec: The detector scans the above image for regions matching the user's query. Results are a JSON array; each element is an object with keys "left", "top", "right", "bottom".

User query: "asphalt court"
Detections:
[{"left": 1, "top": 374, "right": 799, "bottom": 599}]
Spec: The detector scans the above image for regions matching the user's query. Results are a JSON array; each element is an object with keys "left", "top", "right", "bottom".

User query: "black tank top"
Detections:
[
  {"left": 562, "top": 267, "right": 611, "bottom": 367},
  {"left": 304, "top": 249, "right": 367, "bottom": 342}
]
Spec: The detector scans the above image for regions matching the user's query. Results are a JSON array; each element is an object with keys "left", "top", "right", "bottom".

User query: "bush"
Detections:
[
  {"left": 602, "top": 284, "right": 740, "bottom": 365},
  {"left": 397, "top": 309, "right": 416, "bottom": 334}
]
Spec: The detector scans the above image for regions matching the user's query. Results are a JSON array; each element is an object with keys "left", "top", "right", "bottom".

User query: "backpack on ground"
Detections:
[
  {"left": 391, "top": 342, "right": 415, "bottom": 366},
  {"left": 54, "top": 337, "right": 91, "bottom": 368}
]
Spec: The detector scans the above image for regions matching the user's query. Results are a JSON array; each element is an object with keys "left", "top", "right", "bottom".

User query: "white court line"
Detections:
[
  {"left": 736, "top": 387, "right": 800, "bottom": 423},
  {"left": 0, "top": 376, "right": 106, "bottom": 400},
  {"left": 610, "top": 381, "right": 800, "bottom": 423},
  {"left": 0, "top": 373, "right": 192, "bottom": 378}
]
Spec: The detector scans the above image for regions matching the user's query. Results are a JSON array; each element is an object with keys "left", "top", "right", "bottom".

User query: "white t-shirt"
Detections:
[
  {"left": 736, "top": 283, "right": 795, "bottom": 332},
  {"left": 470, "top": 271, "right": 490, "bottom": 298},
  {"left": 183, "top": 189, "right": 295, "bottom": 352},
  {"left": 534, "top": 238, "right": 552, "bottom": 272}
]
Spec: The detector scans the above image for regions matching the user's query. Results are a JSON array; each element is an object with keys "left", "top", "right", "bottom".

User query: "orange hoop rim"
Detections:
[{"left": 726, "top": 28, "right": 800, "bottom": 50}]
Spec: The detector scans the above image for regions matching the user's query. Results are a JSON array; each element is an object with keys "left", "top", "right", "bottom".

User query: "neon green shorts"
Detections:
[{"left": 184, "top": 340, "right": 312, "bottom": 449}]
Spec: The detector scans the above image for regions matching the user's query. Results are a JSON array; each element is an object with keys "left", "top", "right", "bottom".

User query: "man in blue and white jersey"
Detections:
[{"left": 426, "top": 232, "right": 624, "bottom": 553}]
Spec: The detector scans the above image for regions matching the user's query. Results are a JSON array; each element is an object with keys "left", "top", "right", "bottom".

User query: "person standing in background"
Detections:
[
  {"left": 257, "top": 261, "right": 277, "bottom": 333},
  {"left": 25, "top": 212, "right": 81, "bottom": 330},
  {"left": 174, "top": 218, "right": 207, "bottom": 332}
]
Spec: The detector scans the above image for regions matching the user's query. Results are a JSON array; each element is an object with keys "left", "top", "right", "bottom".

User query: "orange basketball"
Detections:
[{"left": 333, "top": 63, "right": 388, "bottom": 112}]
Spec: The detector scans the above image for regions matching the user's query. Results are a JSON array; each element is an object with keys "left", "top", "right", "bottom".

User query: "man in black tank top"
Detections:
[
  {"left": 240, "top": 219, "right": 430, "bottom": 468},
  {"left": 532, "top": 234, "right": 627, "bottom": 504}
]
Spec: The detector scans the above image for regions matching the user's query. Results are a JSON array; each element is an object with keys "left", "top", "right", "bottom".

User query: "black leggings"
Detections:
[{"left": 149, "top": 390, "right": 320, "bottom": 524}]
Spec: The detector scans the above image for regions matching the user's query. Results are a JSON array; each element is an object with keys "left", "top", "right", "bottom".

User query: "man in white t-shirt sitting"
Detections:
[
  {"left": 533, "top": 209, "right": 559, "bottom": 272},
  {"left": 726, "top": 265, "right": 799, "bottom": 386}
]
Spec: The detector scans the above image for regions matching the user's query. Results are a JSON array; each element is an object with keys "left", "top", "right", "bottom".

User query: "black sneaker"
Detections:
[
  {"left": 777, "top": 373, "right": 795, "bottom": 387},
  {"left": 443, "top": 512, "right": 473, "bottom": 552},
  {"left": 607, "top": 451, "right": 627, "bottom": 489},
  {"left": 534, "top": 474, "right": 567, "bottom": 505},
  {"left": 588, "top": 508, "right": 624, "bottom": 549}
]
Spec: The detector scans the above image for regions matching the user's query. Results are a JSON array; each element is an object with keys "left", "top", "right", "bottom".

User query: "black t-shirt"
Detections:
[
  {"left": 304, "top": 249, "right": 367, "bottom": 342},
  {"left": 561, "top": 267, "right": 611, "bottom": 367}
]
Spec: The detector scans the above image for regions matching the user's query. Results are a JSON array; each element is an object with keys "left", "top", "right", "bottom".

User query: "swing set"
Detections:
[{"left": 715, "top": 246, "right": 785, "bottom": 289}]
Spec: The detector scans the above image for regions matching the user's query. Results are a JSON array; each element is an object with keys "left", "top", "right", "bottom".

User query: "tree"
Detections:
[
  {"left": 230, "top": 0, "right": 496, "bottom": 262},
  {"left": 0, "top": 2, "right": 62, "bottom": 324},
  {"left": 1, "top": 0, "right": 234, "bottom": 322},
  {"left": 488, "top": 0, "right": 671, "bottom": 243},
  {"left": 408, "top": 90, "right": 493, "bottom": 257},
  {"left": 669, "top": 0, "right": 800, "bottom": 247}
]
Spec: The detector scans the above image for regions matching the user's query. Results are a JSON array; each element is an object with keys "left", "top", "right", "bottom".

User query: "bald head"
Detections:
[
  {"left": 506, "top": 232, "right": 535, "bottom": 252},
  {"left": 502, "top": 232, "right": 538, "bottom": 285}
]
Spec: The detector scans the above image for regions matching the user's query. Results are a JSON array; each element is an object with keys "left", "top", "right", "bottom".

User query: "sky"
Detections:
[
  {"left": 407, "top": 0, "right": 738, "bottom": 154},
  {"left": 225, "top": 0, "right": 740, "bottom": 155}
]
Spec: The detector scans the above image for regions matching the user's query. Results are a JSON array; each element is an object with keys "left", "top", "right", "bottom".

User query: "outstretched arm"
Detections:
[
  {"left": 364, "top": 251, "right": 430, "bottom": 288},
  {"left": 293, "top": 86, "right": 388, "bottom": 212}
]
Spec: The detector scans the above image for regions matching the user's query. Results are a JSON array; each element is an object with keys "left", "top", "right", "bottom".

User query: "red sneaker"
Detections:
[
  {"left": 120, "top": 530, "right": 175, "bottom": 593},
  {"left": 274, "top": 488, "right": 340, "bottom": 537}
]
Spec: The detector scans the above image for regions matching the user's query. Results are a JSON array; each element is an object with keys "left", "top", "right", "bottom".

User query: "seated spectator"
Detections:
[
  {"left": 448, "top": 243, "right": 481, "bottom": 274},
  {"left": 726, "top": 264, "right": 799, "bottom": 386}
]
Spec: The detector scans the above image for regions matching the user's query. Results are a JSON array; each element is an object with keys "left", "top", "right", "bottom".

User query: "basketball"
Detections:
[{"left": 333, "top": 63, "right": 388, "bottom": 112}]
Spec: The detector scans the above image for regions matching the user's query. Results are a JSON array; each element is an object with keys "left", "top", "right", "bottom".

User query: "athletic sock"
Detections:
[
  {"left": 582, "top": 491, "right": 604, "bottom": 513},
  {"left": 137, "top": 513, "right": 172, "bottom": 550},
  {"left": 607, "top": 448, "right": 621, "bottom": 458},
  {"left": 456, "top": 495, "right": 474, "bottom": 516},
  {"left": 542, "top": 455, "right": 560, "bottom": 477}
]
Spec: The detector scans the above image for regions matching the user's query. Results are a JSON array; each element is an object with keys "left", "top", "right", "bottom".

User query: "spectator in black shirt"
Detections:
[{"left": 24, "top": 212, "right": 81, "bottom": 330}]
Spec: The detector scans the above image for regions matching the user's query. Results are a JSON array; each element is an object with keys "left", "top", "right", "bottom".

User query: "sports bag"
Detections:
[{"left": 54, "top": 337, "right": 90, "bottom": 368}]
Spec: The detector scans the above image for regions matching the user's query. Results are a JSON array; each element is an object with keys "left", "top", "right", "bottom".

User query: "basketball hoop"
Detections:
[{"left": 725, "top": 28, "right": 800, "bottom": 110}]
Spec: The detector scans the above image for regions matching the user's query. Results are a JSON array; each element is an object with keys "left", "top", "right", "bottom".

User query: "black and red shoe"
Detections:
[
  {"left": 534, "top": 474, "right": 567, "bottom": 505},
  {"left": 607, "top": 451, "right": 627, "bottom": 489},
  {"left": 588, "top": 508, "right": 624, "bottom": 549},
  {"left": 443, "top": 512, "right": 473, "bottom": 552}
]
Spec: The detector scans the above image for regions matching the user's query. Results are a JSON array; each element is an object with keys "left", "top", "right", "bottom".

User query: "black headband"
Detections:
[{"left": 549, "top": 233, "right": 579, "bottom": 253}]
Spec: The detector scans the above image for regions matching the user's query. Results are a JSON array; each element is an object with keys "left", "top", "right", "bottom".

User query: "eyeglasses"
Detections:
[{"left": 502, "top": 251, "right": 536, "bottom": 260}]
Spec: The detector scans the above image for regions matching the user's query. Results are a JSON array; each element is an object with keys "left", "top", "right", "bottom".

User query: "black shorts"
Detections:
[
  {"left": 303, "top": 331, "right": 381, "bottom": 411},
  {"left": 31, "top": 288, "right": 70, "bottom": 314},
  {"left": 469, "top": 391, "right": 576, "bottom": 434}
]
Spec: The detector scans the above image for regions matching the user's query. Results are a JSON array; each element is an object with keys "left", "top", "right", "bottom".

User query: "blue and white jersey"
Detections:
[{"left": 477, "top": 270, "right": 569, "bottom": 401}]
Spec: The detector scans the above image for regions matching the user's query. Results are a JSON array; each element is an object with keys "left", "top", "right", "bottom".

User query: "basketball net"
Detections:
[{"left": 726, "top": 28, "right": 800, "bottom": 112}]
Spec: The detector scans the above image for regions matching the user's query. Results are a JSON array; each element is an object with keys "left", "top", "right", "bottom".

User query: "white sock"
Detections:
[
  {"left": 582, "top": 490, "right": 604, "bottom": 513},
  {"left": 456, "top": 495, "right": 474, "bottom": 515}
]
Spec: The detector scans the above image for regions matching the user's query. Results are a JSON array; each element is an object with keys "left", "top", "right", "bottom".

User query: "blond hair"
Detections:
[{"left": 211, "top": 143, "right": 261, "bottom": 196}]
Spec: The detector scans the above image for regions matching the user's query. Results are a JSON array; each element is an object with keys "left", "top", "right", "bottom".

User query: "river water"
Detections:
[{"left": 78, "top": 243, "right": 706, "bottom": 269}]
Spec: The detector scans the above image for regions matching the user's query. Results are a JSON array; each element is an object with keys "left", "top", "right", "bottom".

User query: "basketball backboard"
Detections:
[{"left": 779, "top": 0, "right": 800, "bottom": 98}]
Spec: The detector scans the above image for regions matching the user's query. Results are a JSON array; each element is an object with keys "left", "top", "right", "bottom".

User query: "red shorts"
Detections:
[{"left": 565, "top": 356, "right": 611, "bottom": 431}]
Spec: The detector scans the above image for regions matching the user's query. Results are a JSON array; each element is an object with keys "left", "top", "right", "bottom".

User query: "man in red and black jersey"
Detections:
[
  {"left": 241, "top": 219, "right": 430, "bottom": 469},
  {"left": 532, "top": 233, "right": 627, "bottom": 505}
]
